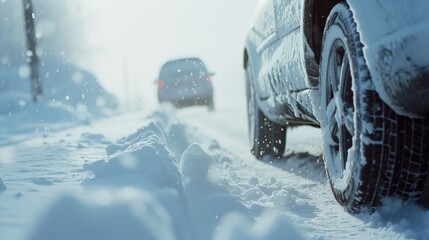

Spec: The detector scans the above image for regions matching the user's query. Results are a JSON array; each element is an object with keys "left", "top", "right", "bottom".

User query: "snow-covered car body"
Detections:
[
  {"left": 244, "top": 0, "right": 429, "bottom": 212},
  {"left": 350, "top": 1, "right": 429, "bottom": 118},
  {"left": 245, "top": 0, "right": 429, "bottom": 124}
]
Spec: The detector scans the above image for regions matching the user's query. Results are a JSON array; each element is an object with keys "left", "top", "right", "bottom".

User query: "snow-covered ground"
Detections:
[
  {"left": 1, "top": 99, "right": 429, "bottom": 240},
  {"left": 1, "top": 1, "right": 429, "bottom": 239}
]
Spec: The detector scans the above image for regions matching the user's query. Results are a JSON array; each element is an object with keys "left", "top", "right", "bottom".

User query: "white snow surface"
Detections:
[{"left": 1, "top": 99, "right": 429, "bottom": 239}]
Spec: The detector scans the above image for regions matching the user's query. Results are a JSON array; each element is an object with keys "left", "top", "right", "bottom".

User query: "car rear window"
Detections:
[{"left": 160, "top": 59, "right": 207, "bottom": 80}]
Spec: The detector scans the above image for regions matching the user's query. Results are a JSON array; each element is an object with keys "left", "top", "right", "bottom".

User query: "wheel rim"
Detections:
[
  {"left": 247, "top": 67, "right": 256, "bottom": 148},
  {"left": 324, "top": 39, "right": 355, "bottom": 181}
]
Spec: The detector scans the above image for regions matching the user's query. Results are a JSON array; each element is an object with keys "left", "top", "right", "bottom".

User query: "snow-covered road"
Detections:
[
  {"left": 177, "top": 105, "right": 429, "bottom": 239},
  {"left": 1, "top": 104, "right": 428, "bottom": 240}
]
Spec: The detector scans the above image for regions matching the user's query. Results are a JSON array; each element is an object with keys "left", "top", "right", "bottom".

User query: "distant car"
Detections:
[
  {"left": 156, "top": 57, "right": 214, "bottom": 110},
  {"left": 244, "top": 1, "right": 429, "bottom": 213}
]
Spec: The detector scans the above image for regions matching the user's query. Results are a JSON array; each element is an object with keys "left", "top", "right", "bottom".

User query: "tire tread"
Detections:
[{"left": 322, "top": 2, "right": 429, "bottom": 212}]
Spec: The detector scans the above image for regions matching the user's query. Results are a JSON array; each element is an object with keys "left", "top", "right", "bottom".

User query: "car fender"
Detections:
[
  {"left": 347, "top": 0, "right": 429, "bottom": 117},
  {"left": 244, "top": 31, "right": 267, "bottom": 101}
]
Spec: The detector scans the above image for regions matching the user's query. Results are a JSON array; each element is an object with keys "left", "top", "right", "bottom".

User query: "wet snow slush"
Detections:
[{"left": 1, "top": 103, "right": 429, "bottom": 240}]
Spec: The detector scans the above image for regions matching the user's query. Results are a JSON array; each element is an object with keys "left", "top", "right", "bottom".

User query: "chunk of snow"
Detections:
[
  {"left": 214, "top": 212, "right": 302, "bottom": 240},
  {"left": 84, "top": 133, "right": 180, "bottom": 191},
  {"left": 27, "top": 190, "right": 176, "bottom": 240},
  {"left": 180, "top": 144, "right": 250, "bottom": 239},
  {"left": 180, "top": 144, "right": 222, "bottom": 193}
]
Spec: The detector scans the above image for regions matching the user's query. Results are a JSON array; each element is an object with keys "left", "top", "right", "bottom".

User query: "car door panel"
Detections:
[
  {"left": 249, "top": 0, "right": 311, "bottom": 121},
  {"left": 275, "top": 0, "right": 302, "bottom": 38},
  {"left": 255, "top": 0, "right": 309, "bottom": 121},
  {"left": 251, "top": 0, "right": 278, "bottom": 100},
  {"left": 272, "top": 0, "right": 307, "bottom": 92},
  {"left": 252, "top": 0, "right": 277, "bottom": 41}
]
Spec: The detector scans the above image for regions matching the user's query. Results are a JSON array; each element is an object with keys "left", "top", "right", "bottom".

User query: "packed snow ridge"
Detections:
[{"left": 28, "top": 110, "right": 301, "bottom": 240}]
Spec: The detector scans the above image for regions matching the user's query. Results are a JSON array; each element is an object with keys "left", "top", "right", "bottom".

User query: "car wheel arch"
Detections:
[
  {"left": 243, "top": 47, "right": 265, "bottom": 103},
  {"left": 243, "top": 49, "right": 249, "bottom": 69},
  {"left": 304, "top": 0, "right": 341, "bottom": 63},
  {"left": 303, "top": 0, "right": 346, "bottom": 121}
]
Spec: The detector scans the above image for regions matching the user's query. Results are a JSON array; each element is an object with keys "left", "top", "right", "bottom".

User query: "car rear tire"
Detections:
[
  {"left": 320, "top": 2, "right": 429, "bottom": 212},
  {"left": 246, "top": 62, "right": 286, "bottom": 160},
  {"left": 207, "top": 98, "right": 215, "bottom": 111}
]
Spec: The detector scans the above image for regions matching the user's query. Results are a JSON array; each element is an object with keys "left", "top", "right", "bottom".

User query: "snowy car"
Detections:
[
  {"left": 244, "top": 1, "right": 429, "bottom": 212},
  {"left": 156, "top": 57, "right": 214, "bottom": 110}
]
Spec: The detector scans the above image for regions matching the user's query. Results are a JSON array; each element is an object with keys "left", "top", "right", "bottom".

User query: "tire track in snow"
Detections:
[{"left": 176, "top": 106, "right": 428, "bottom": 239}]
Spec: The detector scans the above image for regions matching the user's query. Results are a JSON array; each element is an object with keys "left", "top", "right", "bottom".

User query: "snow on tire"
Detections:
[
  {"left": 320, "top": 2, "right": 429, "bottom": 212},
  {"left": 246, "top": 62, "right": 286, "bottom": 160}
]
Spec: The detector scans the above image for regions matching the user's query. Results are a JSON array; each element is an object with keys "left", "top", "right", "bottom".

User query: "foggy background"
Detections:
[
  {"left": 0, "top": 0, "right": 259, "bottom": 110},
  {"left": 84, "top": 0, "right": 259, "bottom": 109}
]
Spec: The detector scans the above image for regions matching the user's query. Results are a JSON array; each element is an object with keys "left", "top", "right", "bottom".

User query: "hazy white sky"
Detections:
[{"left": 83, "top": 0, "right": 259, "bottom": 108}]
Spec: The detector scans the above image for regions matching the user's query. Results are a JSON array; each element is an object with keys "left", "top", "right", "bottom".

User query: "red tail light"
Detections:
[
  {"left": 205, "top": 76, "right": 211, "bottom": 82},
  {"left": 157, "top": 80, "right": 165, "bottom": 89}
]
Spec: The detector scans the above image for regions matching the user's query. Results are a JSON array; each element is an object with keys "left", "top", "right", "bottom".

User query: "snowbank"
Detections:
[
  {"left": 27, "top": 110, "right": 302, "bottom": 240},
  {"left": 0, "top": 58, "right": 117, "bottom": 134},
  {"left": 0, "top": 100, "right": 90, "bottom": 132}
]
